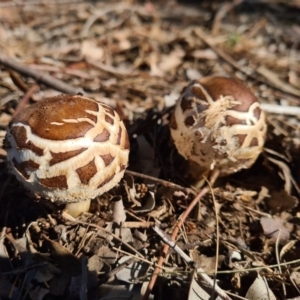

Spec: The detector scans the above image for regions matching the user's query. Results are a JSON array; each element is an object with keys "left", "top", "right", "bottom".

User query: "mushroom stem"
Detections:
[{"left": 65, "top": 199, "right": 91, "bottom": 217}]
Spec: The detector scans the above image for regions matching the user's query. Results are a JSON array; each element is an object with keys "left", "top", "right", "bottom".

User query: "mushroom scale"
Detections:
[
  {"left": 170, "top": 76, "right": 267, "bottom": 176},
  {"left": 4, "top": 94, "right": 130, "bottom": 204}
]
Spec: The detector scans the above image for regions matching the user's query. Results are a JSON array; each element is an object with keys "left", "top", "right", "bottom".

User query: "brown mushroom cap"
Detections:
[
  {"left": 5, "top": 95, "right": 130, "bottom": 203},
  {"left": 170, "top": 76, "right": 267, "bottom": 175}
]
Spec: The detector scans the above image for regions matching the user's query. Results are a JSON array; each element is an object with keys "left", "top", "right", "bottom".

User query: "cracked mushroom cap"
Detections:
[
  {"left": 4, "top": 94, "right": 130, "bottom": 203},
  {"left": 170, "top": 76, "right": 267, "bottom": 176}
]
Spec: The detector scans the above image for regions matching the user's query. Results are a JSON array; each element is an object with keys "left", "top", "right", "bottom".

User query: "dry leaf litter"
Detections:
[{"left": 0, "top": 0, "right": 300, "bottom": 299}]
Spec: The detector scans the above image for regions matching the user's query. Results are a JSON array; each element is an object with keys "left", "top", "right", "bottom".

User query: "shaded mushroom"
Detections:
[
  {"left": 4, "top": 94, "right": 130, "bottom": 217},
  {"left": 170, "top": 76, "right": 267, "bottom": 176}
]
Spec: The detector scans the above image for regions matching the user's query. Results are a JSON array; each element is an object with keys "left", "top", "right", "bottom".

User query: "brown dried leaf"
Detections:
[
  {"left": 96, "top": 246, "right": 118, "bottom": 265},
  {"left": 266, "top": 190, "right": 298, "bottom": 213},
  {"left": 43, "top": 237, "right": 81, "bottom": 276},
  {"left": 260, "top": 217, "right": 290, "bottom": 244}
]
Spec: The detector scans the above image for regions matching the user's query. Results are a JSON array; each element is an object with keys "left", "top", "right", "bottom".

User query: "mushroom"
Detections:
[
  {"left": 4, "top": 94, "right": 130, "bottom": 217},
  {"left": 169, "top": 76, "right": 267, "bottom": 176}
]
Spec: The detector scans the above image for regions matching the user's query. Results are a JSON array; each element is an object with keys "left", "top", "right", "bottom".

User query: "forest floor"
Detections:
[{"left": 1, "top": 0, "right": 300, "bottom": 299}]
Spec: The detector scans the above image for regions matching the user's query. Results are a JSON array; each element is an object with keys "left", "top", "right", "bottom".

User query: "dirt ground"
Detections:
[{"left": 1, "top": 0, "right": 300, "bottom": 299}]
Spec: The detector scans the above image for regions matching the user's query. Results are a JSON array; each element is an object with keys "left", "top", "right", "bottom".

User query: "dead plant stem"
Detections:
[
  {"left": 0, "top": 53, "right": 84, "bottom": 95},
  {"left": 143, "top": 169, "right": 232, "bottom": 300}
]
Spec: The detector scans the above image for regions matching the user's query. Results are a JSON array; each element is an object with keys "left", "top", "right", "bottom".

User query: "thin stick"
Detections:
[
  {"left": 99, "top": 257, "right": 137, "bottom": 284},
  {"left": 125, "top": 170, "right": 196, "bottom": 195},
  {"left": 260, "top": 103, "right": 300, "bottom": 115},
  {"left": 13, "top": 84, "right": 40, "bottom": 116},
  {"left": 122, "top": 221, "right": 156, "bottom": 228},
  {"left": 152, "top": 225, "right": 193, "bottom": 264},
  {"left": 0, "top": 0, "right": 84, "bottom": 8},
  {"left": 143, "top": 169, "right": 231, "bottom": 300},
  {"left": 9, "top": 70, "right": 29, "bottom": 93},
  {"left": 0, "top": 53, "right": 84, "bottom": 95}
]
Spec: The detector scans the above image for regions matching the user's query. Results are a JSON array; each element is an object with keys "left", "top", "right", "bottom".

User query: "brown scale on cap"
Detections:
[
  {"left": 49, "top": 148, "right": 87, "bottom": 166},
  {"left": 5, "top": 94, "right": 130, "bottom": 206},
  {"left": 170, "top": 76, "right": 267, "bottom": 176},
  {"left": 40, "top": 175, "right": 68, "bottom": 189},
  {"left": 76, "top": 158, "right": 98, "bottom": 185},
  {"left": 101, "top": 153, "right": 115, "bottom": 166},
  {"left": 94, "top": 129, "right": 110, "bottom": 142},
  {"left": 10, "top": 126, "right": 44, "bottom": 156}
]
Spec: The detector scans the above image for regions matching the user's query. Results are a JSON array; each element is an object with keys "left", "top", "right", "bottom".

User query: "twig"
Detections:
[
  {"left": 215, "top": 258, "right": 300, "bottom": 274},
  {"left": 257, "top": 66, "right": 300, "bottom": 97},
  {"left": 74, "top": 224, "right": 90, "bottom": 256},
  {"left": 0, "top": 53, "right": 84, "bottom": 95},
  {"left": 152, "top": 225, "right": 193, "bottom": 264},
  {"left": 125, "top": 210, "right": 147, "bottom": 222},
  {"left": 99, "top": 256, "right": 137, "bottom": 283},
  {"left": 143, "top": 169, "right": 232, "bottom": 300},
  {"left": 125, "top": 169, "right": 196, "bottom": 195},
  {"left": 86, "top": 58, "right": 139, "bottom": 78},
  {"left": 9, "top": 70, "right": 29, "bottom": 93},
  {"left": 239, "top": 204, "right": 272, "bottom": 218},
  {"left": 122, "top": 221, "right": 156, "bottom": 228},
  {"left": 260, "top": 103, "right": 300, "bottom": 115},
  {"left": 13, "top": 85, "right": 40, "bottom": 116},
  {"left": 194, "top": 28, "right": 254, "bottom": 77},
  {"left": 194, "top": 28, "right": 300, "bottom": 98},
  {"left": 0, "top": 0, "right": 84, "bottom": 7}
]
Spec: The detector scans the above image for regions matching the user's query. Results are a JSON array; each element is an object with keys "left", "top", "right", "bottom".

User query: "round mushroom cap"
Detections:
[
  {"left": 170, "top": 76, "right": 267, "bottom": 175},
  {"left": 4, "top": 95, "right": 130, "bottom": 203}
]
